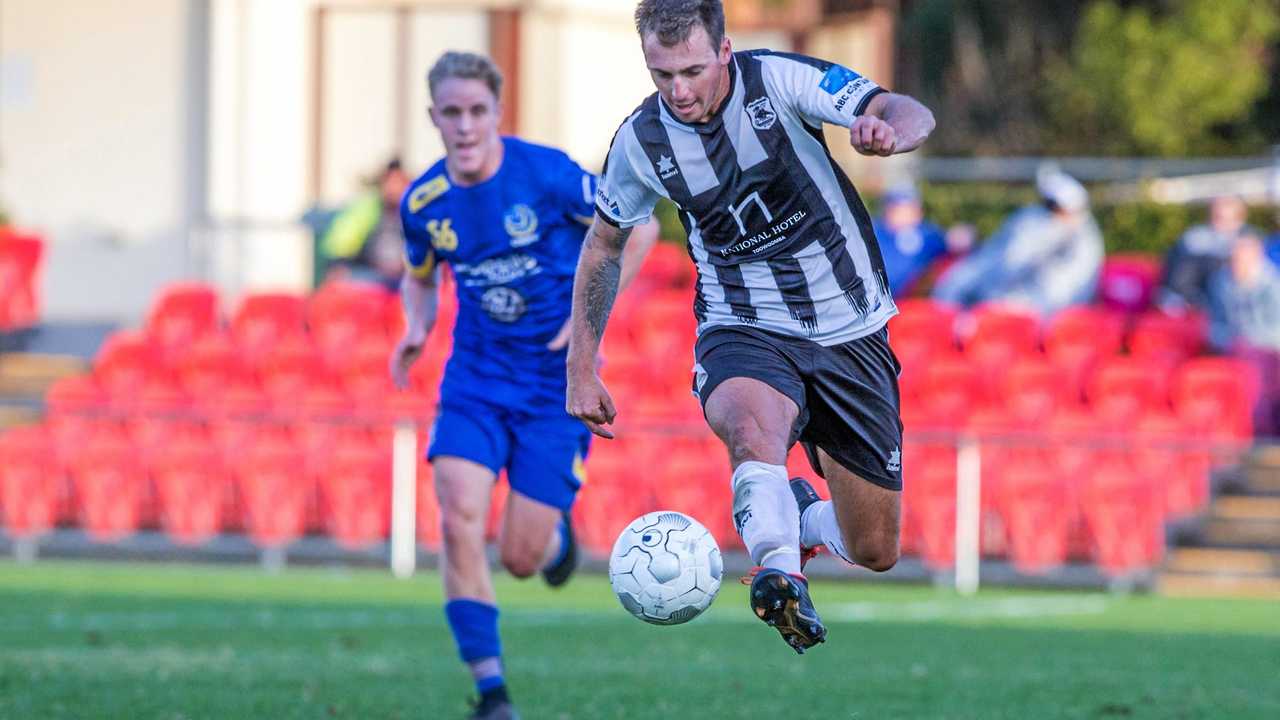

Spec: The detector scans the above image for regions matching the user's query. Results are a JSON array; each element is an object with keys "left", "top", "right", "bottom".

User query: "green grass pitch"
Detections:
[{"left": 0, "top": 561, "right": 1277, "bottom": 719}]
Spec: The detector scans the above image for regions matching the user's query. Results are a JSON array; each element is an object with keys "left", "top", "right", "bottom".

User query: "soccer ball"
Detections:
[{"left": 609, "top": 511, "right": 722, "bottom": 625}]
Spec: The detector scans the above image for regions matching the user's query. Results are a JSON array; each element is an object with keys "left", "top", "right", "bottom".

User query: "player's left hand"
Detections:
[
  {"left": 546, "top": 317, "right": 573, "bottom": 351},
  {"left": 567, "top": 369, "right": 617, "bottom": 440},
  {"left": 850, "top": 116, "right": 897, "bottom": 157}
]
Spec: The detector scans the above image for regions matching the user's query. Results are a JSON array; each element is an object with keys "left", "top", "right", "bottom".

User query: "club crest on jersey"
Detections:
[
  {"left": 746, "top": 97, "right": 777, "bottom": 130},
  {"left": 656, "top": 154, "right": 679, "bottom": 180},
  {"left": 503, "top": 204, "right": 540, "bottom": 247}
]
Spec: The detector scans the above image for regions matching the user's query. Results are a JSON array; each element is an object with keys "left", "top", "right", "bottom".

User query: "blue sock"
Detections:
[
  {"left": 444, "top": 599, "right": 504, "bottom": 694},
  {"left": 543, "top": 516, "right": 570, "bottom": 570}
]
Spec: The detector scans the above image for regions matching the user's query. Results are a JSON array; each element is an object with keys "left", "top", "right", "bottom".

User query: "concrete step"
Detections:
[
  {"left": 1165, "top": 548, "right": 1277, "bottom": 577},
  {"left": 1213, "top": 496, "right": 1280, "bottom": 521},
  {"left": 0, "top": 404, "right": 41, "bottom": 430},
  {"left": 1243, "top": 466, "right": 1280, "bottom": 494},
  {"left": 0, "top": 352, "right": 87, "bottom": 396},
  {"left": 1157, "top": 572, "right": 1280, "bottom": 599},
  {"left": 1202, "top": 518, "right": 1280, "bottom": 547}
]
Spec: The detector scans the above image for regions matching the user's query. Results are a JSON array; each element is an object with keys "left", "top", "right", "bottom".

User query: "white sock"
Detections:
[
  {"left": 731, "top": 461, "right": 801, "bottom": 575},
  {"left": 800, "top": 500, "right": 854, "bottom": 565}
]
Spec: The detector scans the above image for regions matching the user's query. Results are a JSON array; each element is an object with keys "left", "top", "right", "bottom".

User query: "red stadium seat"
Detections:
[
  {"left": 321, "top": 444, "right": 391, "bottom": 550},
  {"left": 1172, "top": 357, "right": 1256, "bottom": 443},
  {"left": 1079, "top": 459, "right": 1164, "bottom": 576},
  {"left": 0, "top": 426, "right": 59, "bottom": 538},
  {"left": 887, "top": 299, "right": 958, "bottom": 368},
  {"left": 901, "top": 405, "right": 959, "bottom": 570},
  {"left": 1087, "top": 357, "right": 1171, "bottom": 424},
  {"left": 1132, "top": 411, "right": 1210, "bottom": 519},
  {"left": 961, "top": 306, "right": 1041, "bottom": 392},
  {"left": 0, "top": 230, "right": 44, "bottom": 330},
  {"left": 236, "top": 439, "right": 311, "bottom": 548},
  {"left": 94, "top": 330, "right": 164, "bottom": 396},
  {"left": 257, "top": 335, "right": 329, "bottom": 400},
  {"left": 1002, "top": 357, "right": 1076, "bottom": 422},
  {"left": 915, "top": 353, "right": 982, "bottom": 426},
  {"left": 145, "top": 282, "right": 220, "bottom": 364},
  {"left": 174, "top": 333, "right": 249, "bottom": 397},
  {"left": 632, "top": 241, "right": 694, "bottom": 294},
  {"left": 152, "top": 441, "right": 225, "bottom": 545},
  {"left": 1044, "top": 306, "right": 1126, "bottom": 359},
  {"left": 1127, "top": 311, "right": 1206, "bottom": 367},
  {"left": 309, "top": 282, "right": 393, "bottom": 373},
  {"left": 72, "top": 431, "right": 145, "bottom": 542},
  {"left": 231, "top": 292, "right": 308, "bottom": 365},
  {"left": 970, "top": 409, "right": 1070, "bottom": 573}
]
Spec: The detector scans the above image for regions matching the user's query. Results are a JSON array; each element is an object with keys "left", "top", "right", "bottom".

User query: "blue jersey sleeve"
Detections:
[
  {"left": 549, "top": 153, "right": 598, "bottom": 227},
  {"left": 400, "top": 184, "right": 438, "bottom": 279}
]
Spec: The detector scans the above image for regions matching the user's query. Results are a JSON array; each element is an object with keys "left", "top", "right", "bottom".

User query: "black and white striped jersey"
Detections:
[{"left": 595, "top": 50, "right": 897, "bottom": 346}]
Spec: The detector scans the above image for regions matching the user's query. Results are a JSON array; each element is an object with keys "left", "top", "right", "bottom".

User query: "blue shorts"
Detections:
[{"left": 427, "top": 401, "right": 591, "bottom": 512}]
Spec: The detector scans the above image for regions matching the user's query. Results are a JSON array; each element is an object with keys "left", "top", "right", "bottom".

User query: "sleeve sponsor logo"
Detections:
[
  {"left": 595, "top": 185, "right": 623, "bottom": 218},
  {"left": 408, "top": 175, "right": 450, "bottom": 213},
  {"left": 818, "top": 64, "right": 862, "bottom": 95},
  {"left": 833, "top": 77, "right": 873, "bottom": 113}
]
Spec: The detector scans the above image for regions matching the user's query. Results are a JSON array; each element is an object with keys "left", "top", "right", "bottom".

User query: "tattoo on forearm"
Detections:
[{"left": 584, "top": 255, "right": 622, "bottom": 340}]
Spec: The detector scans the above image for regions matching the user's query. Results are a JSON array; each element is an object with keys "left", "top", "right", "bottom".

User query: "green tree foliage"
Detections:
[{"left": 1045, "top": 0, "right": 1280, "bottom": 156}]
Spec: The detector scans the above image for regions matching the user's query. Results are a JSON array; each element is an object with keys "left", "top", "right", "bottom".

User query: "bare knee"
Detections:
[
  {"left": 499, "top": 544, "right": 542, "bottom": 579},
  {"left": 851, "top": 534, "right": 899, "bottom": 572},
  {"left": 439, "top": 507, "right": 485, "bottom": 556},
  {"left": 718, "top": 420, "right": 787, "bottom": 467}
]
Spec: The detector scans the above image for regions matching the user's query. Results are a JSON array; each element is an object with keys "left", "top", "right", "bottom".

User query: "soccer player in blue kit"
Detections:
[{"left": 392, "top": 52, "right": 657, "bottom": 719}]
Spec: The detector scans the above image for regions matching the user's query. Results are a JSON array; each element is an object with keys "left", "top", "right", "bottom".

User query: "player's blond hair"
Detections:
[{"left": 428, "top": 51, "right": 503, "bottom": 101}]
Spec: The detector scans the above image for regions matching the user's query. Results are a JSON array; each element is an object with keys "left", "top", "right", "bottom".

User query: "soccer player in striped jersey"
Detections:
[
  {"left": 566, "top": 0, "right": 934, "bottom": 654},
  {"left": 394, "top": 52, "right": 656, "bottom": 719}
]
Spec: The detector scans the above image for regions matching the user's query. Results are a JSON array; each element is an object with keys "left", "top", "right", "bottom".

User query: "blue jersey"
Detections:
[{"left": 402, "top": 137, "right": 596, "bottom": 412}]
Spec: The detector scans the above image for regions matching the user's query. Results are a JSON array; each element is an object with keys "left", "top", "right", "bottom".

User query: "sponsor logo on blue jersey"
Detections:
[
  {"left": 819, "top": 65, "right": 862, "bottom": 95},
  {"left": 452, "top": 253, "right": 541, "bottom": 287}
]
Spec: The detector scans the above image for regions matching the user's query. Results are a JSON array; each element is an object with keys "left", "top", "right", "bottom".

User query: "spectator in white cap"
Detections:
[{"left": 932, "top": 169, "right": 1103, "bottom": 316}]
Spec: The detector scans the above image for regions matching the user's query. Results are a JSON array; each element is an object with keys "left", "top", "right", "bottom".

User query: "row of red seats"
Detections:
[
  {"left": 901, "top": 352, "right": 1255, "bottom": 441},
  {"left": 891, "top": 301, "right": 1209, "bottom": 371},
  {"left": 0, "top": 228, "right": 43, "bottom": 331}
]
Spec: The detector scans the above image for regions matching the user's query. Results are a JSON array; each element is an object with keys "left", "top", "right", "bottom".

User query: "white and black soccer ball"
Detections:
[{"left": 608, "top": 511, "right": 722, "bottom": 625}]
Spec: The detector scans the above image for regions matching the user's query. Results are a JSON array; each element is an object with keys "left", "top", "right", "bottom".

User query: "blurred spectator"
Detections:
[
  {"left": 312, "top": 159, "right": 411, "bottom": 292},
  {"left": 1207, "top": 232, "right": 1280, "bottom": 436},
  {"left": 1157, "top": 195, "right": 1260, "bottom": 314},
  {"left": 1268, "top": 226, "right": 1280, "bottom": 269},
  {"left": 931, "top": 170, "right": 1103, "bottom": 316},
  {"left": 873, "top": 186, "right": 947, "bottom": 298}
]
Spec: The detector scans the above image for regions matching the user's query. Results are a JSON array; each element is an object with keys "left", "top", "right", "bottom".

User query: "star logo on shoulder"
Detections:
[
  {"left": 886, "top": 447, "right": 901, "bottom": 473},
  {"left": 656, "top": 154, "right": 679, "bottom": 180}
]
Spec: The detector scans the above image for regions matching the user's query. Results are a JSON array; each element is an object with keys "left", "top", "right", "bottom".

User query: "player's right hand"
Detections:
[
  {"left": 389, "top": 333, "right": 426, "bottom": 390},
  {"left": 566, "top": 370, "right": 617, "bottom": 440}
]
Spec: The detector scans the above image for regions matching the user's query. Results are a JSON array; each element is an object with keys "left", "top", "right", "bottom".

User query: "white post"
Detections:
[
  {"left": 390, "top": 421, "right": 418, "bottom": 579},
  {"left": 954, "top": 437, "right": 982, "bottom": 596}
]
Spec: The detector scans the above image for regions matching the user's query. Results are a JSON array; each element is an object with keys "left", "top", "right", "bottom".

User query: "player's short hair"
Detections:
[
  {"left": 634, "top": 0, "right": 726, "bottom": 49},
  {"left": 428, "top": 51, "right": 503, "bottom": 101}
]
